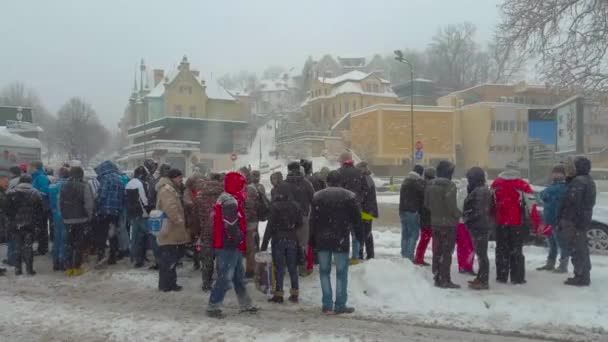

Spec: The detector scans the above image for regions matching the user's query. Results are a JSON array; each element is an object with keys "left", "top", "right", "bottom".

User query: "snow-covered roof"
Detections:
[
  {"left": 227, "top": 89, "right": 249, "bottom": 97},
  {"left": 0, "top": 126, "right": 42, "bottom": 149},
  {"left": 205, "top": 81, "right": 235, "bottom": 101},
  {"left": 258, "top": 79, "right": 289, "bottom": 93},
  {"left": 146, "top": 81, "right": 165, "bottom": 98},
  {"left": 302, "top": 81, "right": 397, "bottom": 107},
  {"left": 318, "top": 70, "right": 389, "bottom": 85}
]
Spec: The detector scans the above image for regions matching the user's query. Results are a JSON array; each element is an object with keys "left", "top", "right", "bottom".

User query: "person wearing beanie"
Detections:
[
  {"left": 559, "top": 156, "right": 596, "bottom": 286},
  {"left": 301, "top": 159, "right": 325, "bottom": 192},
  {"left": 424, "top": 160, "right": 461, "bottom": 288},
  {"left": 463, "top": 167, "right": 494, "bottom": 290},
  {"left": 491, "top": 161, "right": 540, "bottom": 285},
  {"left": 337, "top": 152, "right": 369, "bottom": 265},
  {"left": 356, "top": 161, "right": 378, "bottom": 260},
  {"left": 156, "top": 168, "right": 189, "bottom": 292},
  {"left": 284, "top": 161, "right": 315, "bottom": 275},
  {"left": 537, "top": 164, "right": 569, "bottom": 273},
  {"left": 60, "top": 167, "right": 94, "bottom": 276},
  {"left": 414, "top": 167, "right": 435, "bottom": 266},
  {"left": 6, "top": 174, "right": 44, "bottom": 275},
  {"left": 399, "top": 165, "right": 425, "bottom": 261}
]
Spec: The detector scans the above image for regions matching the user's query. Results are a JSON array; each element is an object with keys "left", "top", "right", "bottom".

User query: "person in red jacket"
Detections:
[
  {"left": 207, "top": 171, "right": 258, "bottom": 318},
  {"left": 491, "top": 162, "right": 539, "bottom": 284}
]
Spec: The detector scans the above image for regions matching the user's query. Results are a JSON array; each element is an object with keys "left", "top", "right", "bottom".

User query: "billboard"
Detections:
[
  {"left": 555, "top": 96, "right": 584, "bottom": 154},
  {"left": 0, "top": 106, "right": 33, "bottom": 125},
  {"left": 528, "top": 108, "right": 557, "bottom": 184}
]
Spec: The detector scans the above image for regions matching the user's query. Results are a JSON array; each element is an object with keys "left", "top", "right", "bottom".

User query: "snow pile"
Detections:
[{"left": 0, "top": 126, "right": 41, "bottom": 149}]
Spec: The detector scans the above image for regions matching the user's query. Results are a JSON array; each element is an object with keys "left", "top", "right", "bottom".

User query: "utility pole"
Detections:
[
  {"left": 259, "top": 135, "right": 262, "bottom": 168},
  {"left": 394, "top": 50, "right": 415, "bottom": 166}
]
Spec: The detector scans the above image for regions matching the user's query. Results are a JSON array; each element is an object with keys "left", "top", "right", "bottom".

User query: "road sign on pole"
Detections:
[
  {"left": 415, "top": 150, "right": 423, "bottom": 160},
  {"left": 230, "top": 153, "right": 238, "bottom": 162}
]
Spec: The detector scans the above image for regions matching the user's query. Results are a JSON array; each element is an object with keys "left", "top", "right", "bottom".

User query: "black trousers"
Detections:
[
  {"left": 471, "top": 228, "right": 490, "bottom": 284},
  {"left": 359, "top": 220, "right": 375, "bottom": 259},
  {"left": 15, "top": 227, "right": 35, "bottom": 272},
  {"left": 432, "top": 226, "right": 456, "bottom": 284},
  {"left": 560, "top": 220, "right": 591, "bottom": 281},
  {"left": 95, "top": 215, "right": 119, "bottom": 261},
  {"left": 158, "top": 245, "right": 184, "bottom": 291},
  {"left": 495, "top": 225, "right": 526, "bottom": 283},
  {"left": 66, "top": 223, "right": 86, "bottom": 269}
]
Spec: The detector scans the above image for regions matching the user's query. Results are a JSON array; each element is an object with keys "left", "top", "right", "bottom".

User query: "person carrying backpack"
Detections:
[{"left": 207, "top": 171, "right": 258, "bottom": 318}]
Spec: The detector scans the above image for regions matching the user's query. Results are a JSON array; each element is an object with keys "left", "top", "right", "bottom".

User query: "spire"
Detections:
[
  {"left": 132, "top": 71, "right": 137, "bottom": 92},
  {"left": 139, "top": 58, "right": 146, "bottom": 92}
]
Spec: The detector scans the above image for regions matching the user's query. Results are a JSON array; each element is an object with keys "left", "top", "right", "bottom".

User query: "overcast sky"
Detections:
[{"left": 0, "top": 0, "right": 500, "bottom": 128}]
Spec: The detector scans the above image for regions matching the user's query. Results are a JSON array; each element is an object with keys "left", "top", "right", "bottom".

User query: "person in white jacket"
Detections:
[{"left": 126, "top": 166, "right": 157, "bottom": 268}]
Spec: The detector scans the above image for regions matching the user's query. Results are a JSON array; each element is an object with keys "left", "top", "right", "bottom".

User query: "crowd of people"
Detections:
[
  {"left": 0, "top": 151, "right": 597, "bottom": 319},
  {"left": 400, "top": 157, "right": 596, "bottom": 290}
]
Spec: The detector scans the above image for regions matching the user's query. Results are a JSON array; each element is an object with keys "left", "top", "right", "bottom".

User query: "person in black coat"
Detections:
[
  {"left": 301, "top": 159, "right": 326, "bottom": 192},
  {"left": 337, "top": 152, "right": 369, "bottom": 207},
  {"left": 285, "top": 161, "right": 315, "bottom": 275},
  {"left": 463, "top": 167, "right": 494, "bottom": 290},
  {"left": 559, "top": 156, "right": 596, "bottom": 286},
  {"left": 399, "top": 165, "right": 425, "bottom": 260},
  {"left": 356, "top": 161, "right": 378, "bottom": 260},
  {"left": 261, "top": 182, "right": 302, "bottom": 304},
  {"left": 309, "top": 170, "right": 362, "bottom": 314},
  {"left": 6, "top": 175, "right": 43, "bottom": 275}
]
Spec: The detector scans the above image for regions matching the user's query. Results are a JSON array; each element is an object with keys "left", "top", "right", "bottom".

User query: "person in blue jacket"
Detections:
[
  {"left": 49, "top": 167, "right": 69, "bottom": 271},
  {"left": 537, "top": 164, "right": 569, "bottom": 273},
  {"left": 28, "top": 161, "right": 50, "bottom": 255}
]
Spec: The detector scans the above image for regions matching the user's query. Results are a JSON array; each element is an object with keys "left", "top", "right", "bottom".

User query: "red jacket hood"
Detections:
[{"left": 224, "top": 172, "right": 246, "bottom": 198}]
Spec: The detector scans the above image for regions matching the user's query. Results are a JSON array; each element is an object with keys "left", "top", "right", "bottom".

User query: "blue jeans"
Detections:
[
  {"left": 272, "top": 238, "right": 299, "bottom": 293},
  {"left": 208, "top": 249, "right": 252, "bottom": 311},
  {"left": 6, "top": 239, "right": 15, "bottom": 265},
  {"left": 318, "top": 251, "right": 349, "bottom": 311},
  {"left": 117, "top": 210, "right": 130, "bottom": 252},
  {"left": 130, "top": 217, "right": 159, "bottom": 264},
  {"left": 400, "top": 211, "right": 420, "bottom": 260},
  {"left": 51, "top": 215, "right": 67, "bottom": 265},
  {"left": 351, "top": 230, "right": 360, "bottom": 260},
  {"left": 547, "top": 230, "right": 570, "bottom": 264}
]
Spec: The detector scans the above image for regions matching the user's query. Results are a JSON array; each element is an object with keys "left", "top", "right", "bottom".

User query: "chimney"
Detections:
[
  {"left": 153, "top": 69, "right": 164, "bottom": 86},
  {"left": 192, "top": 70, "right": 200, "bottom": 77}
]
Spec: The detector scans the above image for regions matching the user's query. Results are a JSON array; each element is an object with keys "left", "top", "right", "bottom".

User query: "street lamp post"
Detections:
[{"left": 394, "top": 50, "right": 415, "bottom": 166}]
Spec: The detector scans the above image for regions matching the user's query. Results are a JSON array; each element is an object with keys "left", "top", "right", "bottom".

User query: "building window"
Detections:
[
  {"left": 373, "top": 84, "right": 379, "bottom": 93},
  {"left": 496, "top": 120, "right": 503, "bottom": 132},
  {"left": 189, "top": 106, "right": 196, "bottom": 117},
  {"left": 489, "top": 146, "right": 495, "bottom": 152},
  {"left": 344, "top": 102, "right": 349, "bottom": 113},
  {"left": 353, "top": 101, "right": 357, "bottom": 111},
  {"left": 523, "top": 122, "right": 528, "bottom": 132},
  {"left": 332, "top": 104, "right": 336, "bottom": 117},
  {"left": 517, "top": 121, "right": 522, "bottom": 132},
  {"left": 509, "top": 121, "right": 515, "bottom": 132},
  {"left": 491, "top": 119, "right": 496, "bottom": 131},
  {"left": 512, "top": 145, "right": 517, "bottom": 153},
  {"left": 175, "top": 105, "right": 182, "bottom": 116}
]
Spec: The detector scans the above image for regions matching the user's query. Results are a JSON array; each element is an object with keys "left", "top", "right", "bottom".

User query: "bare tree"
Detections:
[
  {"left": 428, "top": 22, "right": 479, "bottom": 89},
  {"left": 56, "top": 97, "right": 109, "bottom": 163},
  {"left": 498, "top": 0, "right": 608, "bottom": 92},
  {"left": 487, "top": 39, "right": 526, "bottom": 83}
]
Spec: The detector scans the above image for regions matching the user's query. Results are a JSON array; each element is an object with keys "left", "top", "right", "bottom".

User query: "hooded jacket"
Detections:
[
  {"left": 540, "top": 180, "right": 567, "bottom": 226},
  {"left": 285, "top": 170, "right": 315, "bottom": 216},
  {"left": 95, "top": 161, "right": 125, "bottom": 218},
  {"left": 60, "top": 176, "right": 94, "bottom": 224},
  {"left": 419, "top": 168, "right": 436, "bottom": 228},
  {"left": 399, "top": 171, "right": 425, "bottom": 213},
  {"left": 6, "top": 183, "right": 43, "bottom": 231},
  {"left": 490, "top": 168, "right": 533, "bottom": 226},
  {"left": 155, "top": 177, "right": 190, "bottom": 246},
  {"left": 261, "top": 183, "right": 302, "bottom": 251},
  {"left": 195, "top": 178, "right": 224, "bottom": 248},
  {"left": 424, "top": 161, "right": 461, "bottom": 227},
  {"left": 463, "top": 167, "right": 494, "bottom": 231},
  {"left": 559, "top": 157, "right": 596, "bottom": 230},
  {"left": 338, "top": 164, "right": 369, "bottom": 207},
  {"left": 212, "top": 172, "right": 248, "bottom": 252},
  {"left": 309, "top": 185, "right": 363, "bottom": 253}
]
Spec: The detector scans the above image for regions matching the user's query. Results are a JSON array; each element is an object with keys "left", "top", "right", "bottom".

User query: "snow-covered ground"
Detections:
[{"left": 1, "top": 226, "right": 606, "bottom": 341}]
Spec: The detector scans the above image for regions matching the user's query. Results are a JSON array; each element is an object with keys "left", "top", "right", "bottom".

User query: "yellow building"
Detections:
[
  {"left": 118, "top": 56, "right": 249, "bottom": 173},
  {"left": 301, "top": 70, "right": 398, "bottom": 129},
  {"left": 342, "top": 104, "right": 455, "bottom": 175}
]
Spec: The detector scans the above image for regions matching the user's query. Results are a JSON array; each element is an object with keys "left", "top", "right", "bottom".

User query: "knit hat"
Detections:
[
  {"left": 168, "top": 168, "right": 183, "bottom": 179},
  {"left": 339, "top": 151, "right": 353, "bottom": 165}
]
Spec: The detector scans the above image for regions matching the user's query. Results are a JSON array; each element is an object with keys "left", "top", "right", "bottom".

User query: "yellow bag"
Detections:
[{"left": 361, "top": 211, "right": 374, "bottom": 221}]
